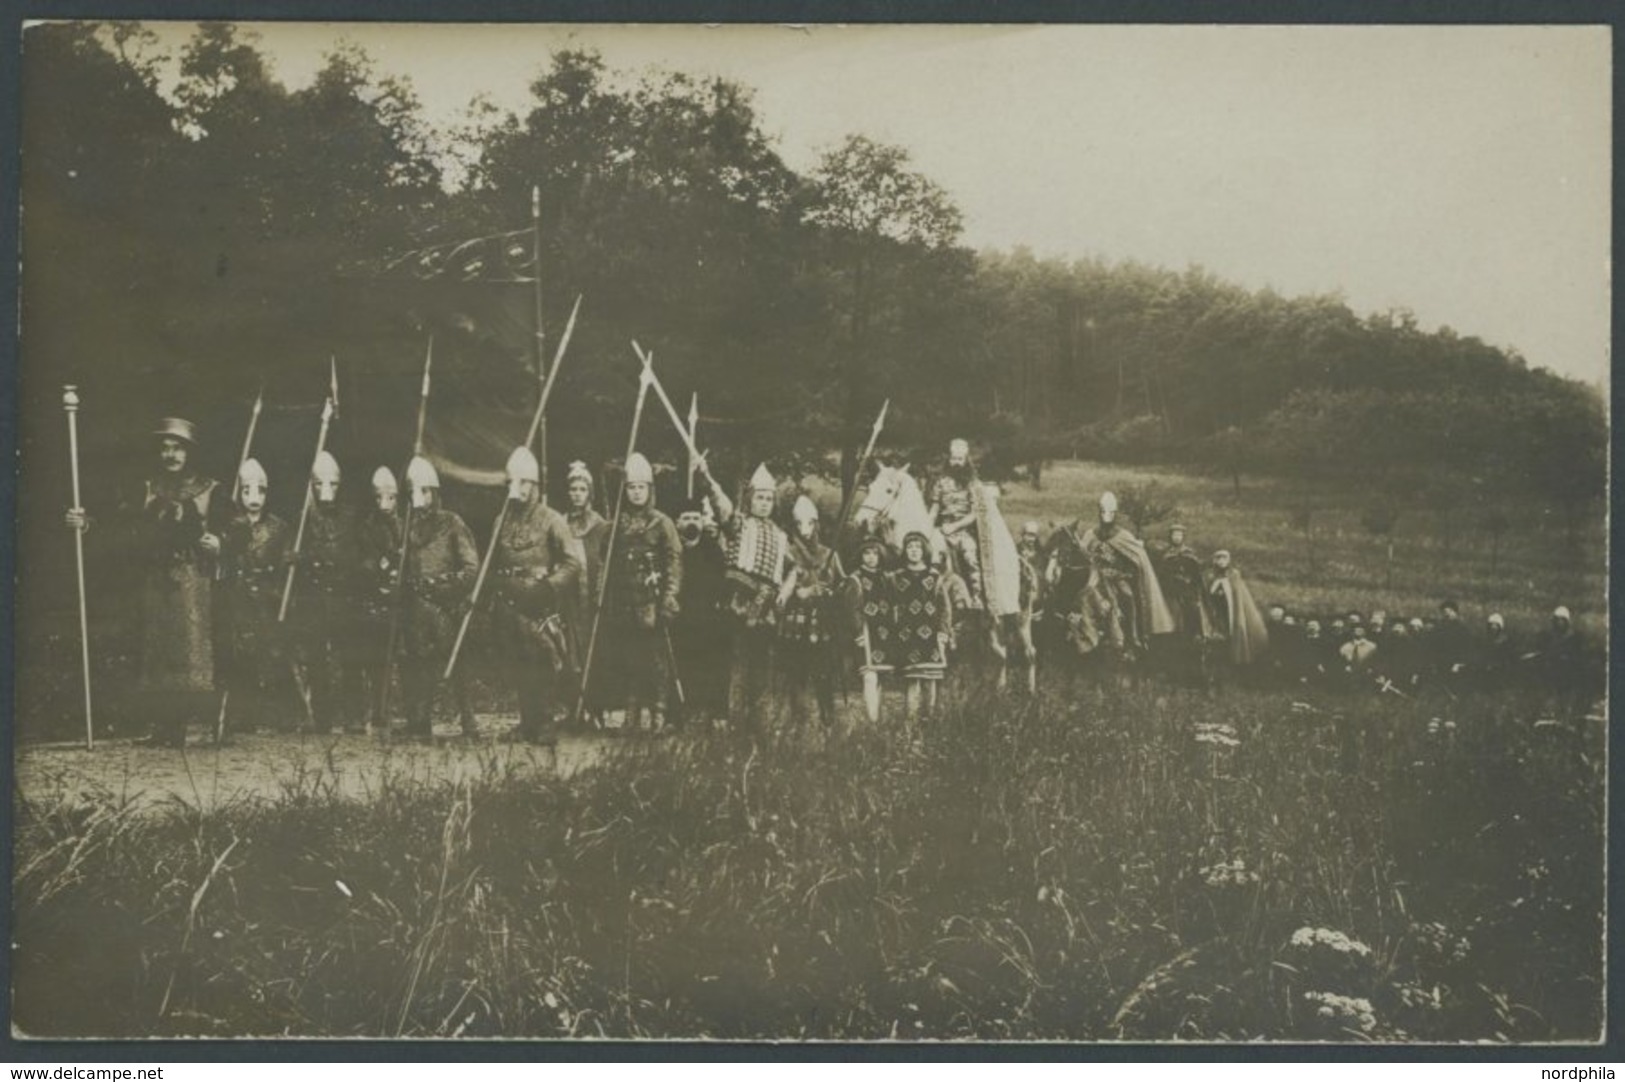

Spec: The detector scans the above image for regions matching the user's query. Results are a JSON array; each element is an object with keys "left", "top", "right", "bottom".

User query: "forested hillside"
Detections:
[{"left": 20, "top": 23, "right": 1605, "bottom": 522}]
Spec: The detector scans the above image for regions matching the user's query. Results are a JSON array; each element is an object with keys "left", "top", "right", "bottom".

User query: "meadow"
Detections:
[{"left": 11, "top": 459, "right": 1607, "bottom": 1041}]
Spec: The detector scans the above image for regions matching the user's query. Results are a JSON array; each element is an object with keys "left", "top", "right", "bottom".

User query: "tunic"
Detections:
[
  {"left": 1153, "top": 543, "right": 1212, "bottom": 639},
  {"left": 219, "top": 510, "right": 292, "bottom": 677},
  {"left": 491, "top": 500, "right": 582, "bottom": 669},
  {"left": 846, "top": 565, "right": 895, "bottom": 673},
  {"left": 566, "top": 507, "right": 609, "bottom": 663},
  {"left": 402, "top": 507, "right": 479, "bottom": 660},
  {"left": 720, "top": 514, "right": 790, "bottom": 629},
  {"left": 135, "top": 473, "right": 221, "bottom": 693},
  {"left": 780, "top": 538, "right": 844, "bottom": 647},
  {"left": 603, "top": 504, "right": 682, "bottom": 705},
  {"left": 355, "top": 507, "right": 403, "bottom": 625},
  {"left": 889, "top": 564, "right": 952, "bottom": 679}
]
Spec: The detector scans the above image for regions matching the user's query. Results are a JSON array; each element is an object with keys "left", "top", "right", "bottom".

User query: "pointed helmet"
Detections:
[
  {"left": 505, "top": 446, "right": 540, "bottom": 484},
  {"left": 371, "top": 466, "right": 398, "bottom": 494},
  {"left": 238, "top": 457, "right": 268, "bottom": 489},
  {"left": 1098, "top": 490, "right": 1118, "bottom": 522},
  {"left": 749, "top": 463, "right": 776, "bottom": 493},
  {"left": 312, "top": 451, "right": 341, "bottom": 484},
  {"left": 624, "top": 452, "right": 654, "bottom": 486},
  {"left": 792, "top": 494, "right": 819, "bottom": 525},
  {"left": 406, "top": 455, "right": 440, "bottom": 491}
]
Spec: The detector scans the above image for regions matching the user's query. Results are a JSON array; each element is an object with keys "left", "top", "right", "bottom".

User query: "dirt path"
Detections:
[{"left": 15, "top": 714, "right": 622, "bottom": 814}]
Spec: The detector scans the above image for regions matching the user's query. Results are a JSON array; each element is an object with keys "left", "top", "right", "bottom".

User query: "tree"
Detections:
[{"left": 805, "top": 135, "right": 964, "bottom": 501}]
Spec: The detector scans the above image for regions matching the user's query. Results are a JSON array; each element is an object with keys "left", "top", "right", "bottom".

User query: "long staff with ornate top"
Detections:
[{"left": 63, "top": 386, "right": 94, "bottom": 749}]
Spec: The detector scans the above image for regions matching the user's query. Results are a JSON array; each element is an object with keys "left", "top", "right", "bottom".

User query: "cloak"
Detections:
[
  {"left": 1209, "top": 567, "right": 1269, "bottom": 665},
  {"left": 1083, "top": 526, "right": 1177, "bottom": 637}
]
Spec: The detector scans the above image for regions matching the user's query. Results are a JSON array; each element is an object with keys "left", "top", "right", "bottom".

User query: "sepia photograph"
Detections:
[{"left": 9, "top": 20, "right": 1610, "bottom": 1044}]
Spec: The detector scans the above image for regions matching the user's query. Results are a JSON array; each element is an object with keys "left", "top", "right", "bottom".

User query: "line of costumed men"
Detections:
[
  {"left": 69, "top": 417, "right": 1586, "bottom": 748},
  {"left": 76, "top": 412, "right": 909, "bottom": 746}
]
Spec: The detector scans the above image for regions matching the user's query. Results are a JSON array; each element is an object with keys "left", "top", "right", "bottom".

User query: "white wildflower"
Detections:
[
  {"left": 1303, "top": 991, "right": 1378, "bottom": 1032},
  {"left": 1289, "top": 926, "right": 1372, "bottom": 957}
]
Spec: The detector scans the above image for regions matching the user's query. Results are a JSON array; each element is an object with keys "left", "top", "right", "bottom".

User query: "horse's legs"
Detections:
[{"left": 988, "top": 617, "right": 1010, "bottom": 690}]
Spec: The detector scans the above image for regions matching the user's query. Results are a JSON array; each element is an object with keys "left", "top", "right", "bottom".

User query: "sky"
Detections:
[{"left": 129, "top": 22, "right": 1612, "bottom": 387}]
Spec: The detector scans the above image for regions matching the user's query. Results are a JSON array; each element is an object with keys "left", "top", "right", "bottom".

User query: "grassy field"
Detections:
[
  {"left": 998, "top": 460, "right": 1606, "bottom": 639},
  {"left": 11, "top": 458, "right": 1608, "bottom": 1041},
  {"left": 12, "top": 682, "right": 1604, "bottom": 1041}
]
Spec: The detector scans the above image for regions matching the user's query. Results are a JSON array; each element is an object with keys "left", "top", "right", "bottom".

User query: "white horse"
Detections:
[{"left": 852, "top": 464, "right": 1037, "bottom": 692}]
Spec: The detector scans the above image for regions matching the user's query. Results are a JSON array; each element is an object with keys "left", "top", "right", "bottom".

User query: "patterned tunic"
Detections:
[
  {"left": 889, "top": 564, "right": 951, "bottom": 679},
  {"left": 720, "top": 514, "right": 789, "bottom": 629},
  {"left": 847, "top": 566, "right": 894, "bottom": 672}
]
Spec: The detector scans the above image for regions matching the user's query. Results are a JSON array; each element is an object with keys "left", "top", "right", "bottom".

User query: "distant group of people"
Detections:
[{"left": 65, "top": 419, "right": 1597, "bottom": 748}]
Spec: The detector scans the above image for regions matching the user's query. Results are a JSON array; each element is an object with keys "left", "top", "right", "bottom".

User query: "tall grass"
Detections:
[{"left": 13, "top": 679, "right": 1603, "bottom": 1041}]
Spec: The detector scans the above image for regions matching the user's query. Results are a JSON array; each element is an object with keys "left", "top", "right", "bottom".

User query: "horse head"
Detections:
[{"left": 853, "top": 463, "right": 905, "bottom": 532}]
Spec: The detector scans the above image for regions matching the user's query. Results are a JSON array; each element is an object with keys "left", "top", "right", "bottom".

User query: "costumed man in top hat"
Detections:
[
  {"left": 289, "top": 450, "right": 360, "bottom": 734},
  {"left": 844, "top": 535, "right": 895, "bottom": 724},
  {"left": 218, "top": 457, "right": 296, "bottom": 736},
  {"left": 355, "top": 466, "right": 403, "bottom": 729},
  {"left": 399, "top": 455, "right": 479, "bottom": 739},
  {"left": 927, "top": 438, "right": 985, "bottom": 607},
  {"left": 778, "top": 495, "right": 845, "bottom": 732},
  {"left": 67, "top": 417, "right": 226, "bottom": 746},
  {"left": 488, "top": 445, "right": 582, "bottom": 744},
  {"left": 671, "top": 490, "right": 730, "bottom": 730},
  {"left": 707, "top": 462, "right": 791, "bottom": 734},
  {"left": 601, "top": 452, "right": 682, "bottom": 732},
  {"left": 563, "top": 459, "right": 609, "bottom": 722}
]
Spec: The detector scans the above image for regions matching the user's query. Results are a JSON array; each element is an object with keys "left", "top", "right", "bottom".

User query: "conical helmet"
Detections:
[
  {"left": 238, "top": 457, "right": 268, "bottom": 489},
  {"left": 792, "top": 494, "right": 818, "bottom": 525},
  {"left": 624, "top": 452, "right": 654, "bottom": 486},
  {"left": 406, "top": 455, "right": 439, "bottom": 491},
  {"left": 1098, "top": 491, "right": 1118, "bottom": 522},
  {"left": 749, "top": 463, "right": 776, "bottom": 493},
  {"left": 312, "top": 451, "right": 341, "bottom": 484},
  {"left": 371, "top": 466, "right": 398, "bottom": 494},
  {"left": 505, "top": 446, "right": 540, "bottom": 484}
]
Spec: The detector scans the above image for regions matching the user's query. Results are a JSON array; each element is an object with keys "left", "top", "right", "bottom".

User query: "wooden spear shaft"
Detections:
[
  {"left": 573, "top": 364, "right": 653, "bottom": 725},
  {"left": 277, "top": 396, "right": 334, "bottom": 623},
  {"left": 442, "top": 294, "right": 583, "bottom": 681},
  {"left": 63, "top": 386, "right": 94, "bottom": 750}
]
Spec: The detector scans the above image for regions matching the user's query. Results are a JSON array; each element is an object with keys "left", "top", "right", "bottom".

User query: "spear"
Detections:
[
  {"left": 217, "top": 383, "right": 264, "bottom": 582},
  {"left": 686, "top": 393, "right": 699, "bottom": 500},
  {"left": 63, "top": 386, "right": 94, "bottom": 750},
  {"left": 574, "top": 359, "right": 654, "bottom": 725},
  {"left": 442, "top": 294, "right": 583, "bottom": 681},
  {"left": 277, "top": 396, "right": 335, "bottom": 622},
  {"left": 215, "top": 382, "right": 266, "bottom": 743},
  {"left": 329, "top": 356, "right": 341, "bottom": 420},
  {"left": 234, "top": 382, "right": 265, "bottom": 504},
  {"left": 836, "top": 398, "right": 890, "bottom": 536},
  {"left": 631, "top": 341, "right": 712, "bottom": 480},
  {"left": 380, "top": 338, "right": 434, "bottom": 723}
]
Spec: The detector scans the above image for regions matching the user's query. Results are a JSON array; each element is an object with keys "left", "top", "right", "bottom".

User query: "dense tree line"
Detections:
[{"left": 20, "top": 22, "right": 1605, "bottom": 521}]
